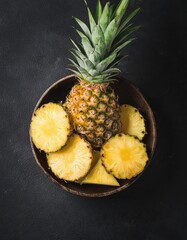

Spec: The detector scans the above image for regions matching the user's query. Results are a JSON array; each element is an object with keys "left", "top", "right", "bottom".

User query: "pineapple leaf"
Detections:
[
  {"left": 84, "top": 0, "right": 96, "bottom": 32},
  {"left": 95, "top": 0, "right": 102, "bottom": 23},
  {"left": 112, "top": 38, "right": 136, "bottom": 54},
  {"left": 92, "top": 77, "right": 114, "bottom": 83},
  {"left": 88, "top": 50, "right": 100, "bottom": 65},
  {"left": 108, "top": 55, "right": 128, "bottom": 68},
  {"left": 71, "top": 49, "right": 86, "bottom": 62},
  {"left": 72, "top": 49, "right": 95, "bottom": 69},
  {"left": 104, "top": 18, "right": 118, "bottom": 49},
  {"left": 91, "top": 74, "right": 112, "bottom": 83},
  {"left": 88, "top": 69, "right": 98, "bottom": 76},
  {"left": 67, "top": 68, "right": 83, "bottom": 78},
  {"left": 71, "top": 49, "right": 95, "bottom": 70},
  {"left": 70, "top": 0, "right": 140, "bottom": 84},
  {"left": 109, "top": 4, "right": 114, "bottom": 20},
  {"left": 68, "top": 62, "right": 86, "bottom": 74},
  {"left": 105, "top": 75, "right": 119, "bottom": 81},
  {"left": 68, "top": 62, "right": 92, "bottom": 78},
  {"left": 76, "top": 30, "right": 94, "bottom": 58},
  {"left": 76, "top": 29, "right": 92, "bottom": 44},
  {"left": 70, "top": 39, "right": 87, "bottom": 56},
  {"left": 99, "top": 2, "right": 111, "bottom": 32},
  {"left": 70, "top": 51, "right": 85, "bottom": 68},
  {"left": 96, "top": 53, "right": 117, "bottom": 72},
  {"left": 118, "top": 8, "right": 140, "bottom": 33},
  {"left": 92, "top": 25, "right": 105, "bottom": 47},
  {"left": 74, "top": 17, "right": 92, "bottom": 40},
  {"left": 113, "top": 25, "right": 141, "bottom": 49},
  {"left": 83, "top": 58, "right": 95, "bottom": 71},
  {"left": 68, "top": 59, "right": 81, "bottom": 69},
  {"left": 114, "top": 0, "right": 128, "bottom": 22},
  {"left": 103, "top": 68, "right": 121, "bottom": 75},
  {"left": 95, "top": 39, "right": 106, "bottom": 57}
]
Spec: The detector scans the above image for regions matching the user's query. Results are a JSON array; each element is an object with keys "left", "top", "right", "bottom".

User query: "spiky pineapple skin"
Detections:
[
  {"left": 65, "top": 0, "right": 140, "bottom": 149},
  {"left": 65, "top": 81, "right": 121, "bottom": 148}
]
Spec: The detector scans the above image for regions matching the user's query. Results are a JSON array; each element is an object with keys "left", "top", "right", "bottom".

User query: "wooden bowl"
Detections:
[{"left": 30, "top": 75, "right": 157, "bottom": 197}]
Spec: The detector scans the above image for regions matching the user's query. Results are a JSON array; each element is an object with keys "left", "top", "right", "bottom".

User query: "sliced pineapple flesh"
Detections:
[
  {"left": 47, "top": 134, "right": 93, "bottom": 181},
  {"left": 81, "top": 151, "right": 119, "bottom": 186},
  {"left": 101, "top": 134, "right": 148, "bottom": 179},
  {"left": 30, "top": 103, "right": 71, "bottom": 153},
  {"left": 120, "top": 104, "right": 146, "bottom": 140}
]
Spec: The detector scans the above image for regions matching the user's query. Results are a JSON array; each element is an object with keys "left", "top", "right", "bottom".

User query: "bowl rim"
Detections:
[{"left": 30, "top": 74, "right": 157, "bottom": 197}]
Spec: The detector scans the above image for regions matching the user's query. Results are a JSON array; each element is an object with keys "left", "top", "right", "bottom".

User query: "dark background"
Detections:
[{"left": 0, "top": 0, "right": 186, "bottom": 239}]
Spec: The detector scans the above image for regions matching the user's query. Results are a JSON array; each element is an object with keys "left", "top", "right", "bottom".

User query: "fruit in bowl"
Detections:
[{"left": 29, "top": 0, "right": 156, "bottom": 197}]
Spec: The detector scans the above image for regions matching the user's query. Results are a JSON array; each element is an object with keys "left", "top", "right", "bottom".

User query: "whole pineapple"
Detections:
[{"left": 65, "top": 0, "right": 140, "bottom": 148}]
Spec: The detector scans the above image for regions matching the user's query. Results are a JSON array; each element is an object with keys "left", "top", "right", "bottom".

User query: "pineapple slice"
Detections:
[
  {"left": 101, "top": 134, "right": 148, "bottom": 179},
  {"left": 120, "top": 104, "right": 146, "bottom": 140},
  {"left": 81, "top": 151, "right": 119, "bottom": 186},
  {"left": 30, "top": 103, "right": 71, "bottom": 153},
  {"left": 47, "top": 134, "right": 93, "bottom": 181}
]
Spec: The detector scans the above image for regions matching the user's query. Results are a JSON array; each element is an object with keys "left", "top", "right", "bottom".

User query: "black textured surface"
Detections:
[{"left": 0, "top": 0, "right": 186, "bottom": 239}]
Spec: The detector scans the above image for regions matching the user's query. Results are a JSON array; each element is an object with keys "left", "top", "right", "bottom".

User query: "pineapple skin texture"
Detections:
[{"left": 65, "top": 82, "right": 121, "bottom": 148}]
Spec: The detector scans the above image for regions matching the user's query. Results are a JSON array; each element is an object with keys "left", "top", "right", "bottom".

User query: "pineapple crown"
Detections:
[{"left": 69, "top": 0, "right": 140, "bottom": 84}]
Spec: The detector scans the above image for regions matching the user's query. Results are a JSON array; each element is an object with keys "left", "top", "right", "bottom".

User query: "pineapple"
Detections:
[
  {"left": 81, "top": 151, "right": 119, "bottom": 186},
  {"left": 120, "top": 104, "right": 146, "bottom": 140},
  {"left": 47, "top": 134, "right": 93, "bottom": 181},
  {"left": 101, "top": 133, "right": 148, "bottom": 179},
  {"left": 65, "top": 0, "right": 140, "bottom": 148},
  {"left": 30, "top": 103, "right": 71, "bottom": 153}
]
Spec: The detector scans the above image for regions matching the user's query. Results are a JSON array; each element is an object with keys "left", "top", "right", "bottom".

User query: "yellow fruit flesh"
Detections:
[
  {"left": 81, "top": 151, "right": 119, "bottom": 186},
  {"left": 47, "top": 134, "right": 93, "bottom": 181},
  {"left": 101, "top": 134, "right": 148, "bottom": 179},
  {"left": 30, "top": 103, "right": 71, "bottom": 153},
  {"left": 120, "top": 104, "right": 146, "bottom": 140}
]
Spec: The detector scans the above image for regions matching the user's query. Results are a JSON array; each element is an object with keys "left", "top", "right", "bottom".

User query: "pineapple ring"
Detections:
[
  {"left": 120, "top": 104, "right": 146, "bottom": 140},
  {"left": 101, "top": 134, "right": 148, "bottom": 179},
  {"left": 47, "top": 134, "right": 93, "bottom": 181},
  {"left": 30, "top": 103, "right": 71, "bottom": 153}
]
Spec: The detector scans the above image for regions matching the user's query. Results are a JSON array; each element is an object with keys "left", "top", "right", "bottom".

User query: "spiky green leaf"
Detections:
[
  {"left": 67, "top": 68, "right": 83, "bottom": 78},
  {"left": 112, "top": 38, "right": 136, "bottom": 54},
  {"left": 84, "top": 0, "right": 96, "bottom": 32},
  {"left": 103, "top": 68, "right": 121, "bottom": 75},
  {"left": 88, "top": 69, "right": 98, "bottom": 76},
  {"left": 82, "top": 39, "right": 94, "bottom": 58},
  {"left": 118, "top": 8, "right": 140, "bottom": 33},
  {"left": 109, "top": 4, "right": 114, "bottom": 20},
  {"left": 114, "top": 0, "right": 128, "bottom": 22},
  {"left": 91, "top": 74, "right": 112, "bottom": 83},
  {"left": 96, "top": 53, "right": 117, "bottom": 72},
  {"left": 71, "top": 49, "right": 86, "bottom": 62},
  {"left": 108, "top": 55, "right": 128, "bottom": 68},
  {"left": 95, "top": 39, "right": 106, "bottom": 57},
  {"left": 99, "top": 2, "right": 110, "bottom": 32},
  {"left": 76, "top": 30, "right": 94, "bottom": 58},
  {"left": 92, "top": 25, "right": 105, "bottom": 47},
  {"left": 95, "top": 0, "right": 102, "bottom": 23},
  {"left": 70, "top": 51, "right": 85, "bottom": 68},
  {"left": 113, "top": 25, "right": 140, "bottom": 49},
  {"left": 74, "top": 17, "right": 92, "bottom": 40},
  {"left": 88, "top": 50, "right": 100, "bottom": 65},
  {"left": 104, "top": 18, "right": 118, "bottom": 48},
  {"left": 83, "top": 58, "right": 95, "bottom": 71},
  {"left": 70, "top": 39, "right": 87, "bottom": 56}
]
